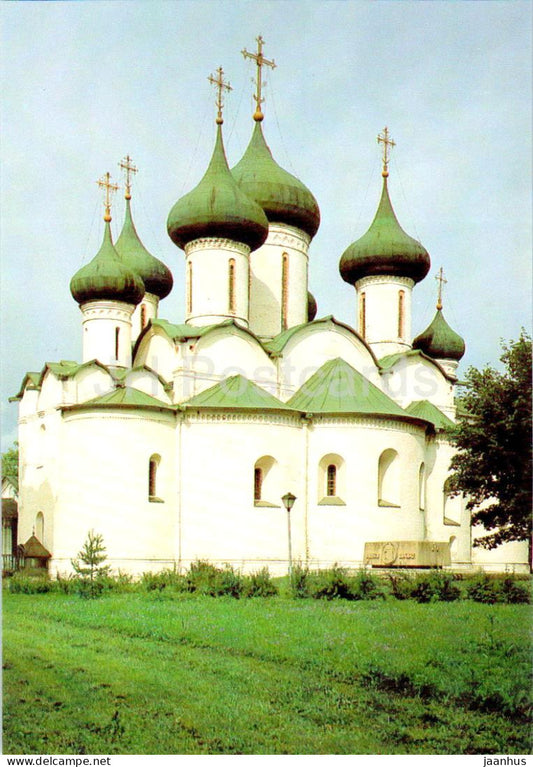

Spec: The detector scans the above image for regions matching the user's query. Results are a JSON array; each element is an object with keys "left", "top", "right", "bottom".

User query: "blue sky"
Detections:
[{"left": 1, "top": 1, "right": 531, "bottom": 451}]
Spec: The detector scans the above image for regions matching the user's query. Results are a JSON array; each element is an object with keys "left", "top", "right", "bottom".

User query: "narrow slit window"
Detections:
[
  {"left": 359, "top": 292, "right": 366, "bottom": 338},
  {"left": 398, "top": 290, "right": 405, "bottom": 339},
  {"left": 228, "top": 258, "right": 236, "bottom": 313},
  {"left": 148, "top": 455, "right": 160, "bottom": 499},
  {"left": 281, "top": 254, "right": 289, "bottom": 330},
  {"left": 140, "top": 304, "right": 147, "bottom": 329},
  {"left": 187, "top": 261, "right": 193, "bottom": 314},
  {"left": 254, "top": 467, "right": 263, "bottom": 502},
  {"left": 115, "top": 327, "right": 120, "bottom": 360},
  {"left": 327, "top": 464, "right": 337, "bottom": 497},
  {"left": 419, "top": 463, "right": 426, "bottom": 510}
]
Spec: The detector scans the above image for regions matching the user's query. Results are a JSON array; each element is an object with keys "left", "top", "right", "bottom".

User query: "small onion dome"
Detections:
[
  {"left": 339, "top": 176, "right": 430, "bottom": 285},
  {"left": 70, "top": 219, "right": 145, "bottom": 305},
  {"left": 231, "top": 121, "right": 320, "bottom": 239},
  {"left": 307, "top": 291, "right": 317, "bottom": 322},
  {"left": 413, "top": 308, "right": 465, "bottom": 360},
  {"left": 167, "top": 124, "right": 269, "bottom": 251},
  {"left": 115, "top": 198, "right": 173, "bottom": 299}
]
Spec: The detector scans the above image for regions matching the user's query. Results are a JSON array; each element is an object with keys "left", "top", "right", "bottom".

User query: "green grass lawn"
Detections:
[{"left": 3, "top": 592, "right": 531, "bottom": 755}]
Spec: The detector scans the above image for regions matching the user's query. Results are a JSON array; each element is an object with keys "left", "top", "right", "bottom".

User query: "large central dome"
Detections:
[{"left": 232, "top": 121, "right": 320, "bottom": 239}]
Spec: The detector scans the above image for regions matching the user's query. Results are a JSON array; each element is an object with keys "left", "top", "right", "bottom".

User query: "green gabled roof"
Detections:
[
  {"left": 412, "top": 308, "right": 465, "bottom": 361},
  {"left": 264, "top": 315, "right": 370, "bottom": 357},
  {"left": 287, "top": 357, "right": 407, "bottom": 417},
  {"left": 379, "top": 348, "right": 454, "bottom": 381},
  {"left": 81, "top": 386, "right": 173, "bottom": 409},
  {"left": 405, "top": 400, "right": 455, "bottom": 430},
  {"left": 116, "top": 198, "right": 173, "bottom": 299},
  {"left": 9, "top": 371, "right": 42, "bottom": 401},
  {"left": 339, "top": 176, "right": 430, "bottom": 285},
  {"left": 231, "top": 120, "right": 320, "bottom": 238},
  {"left": 150, "top": 319, "right": 215, "bottom": 342},
  {"left": 134, "top": 317, "right": 264, "bottom": 361},
  {"left": 25, "top": 372, "right": 41, "bottom": 388},
  {"left": 182, "top": 375, "right": 296, "bottom": 411},
  {"left": 45, "top": 360, "right": 82, "bottom": 378},
  {"left": 264, "top": 320, "right": 311, "bottom": 355},
  {"left": 10, "top": 360, "right": 113, "bottom": 401},
  {"left": 167, "top": 123, "right": 269, "bottom": 251}
]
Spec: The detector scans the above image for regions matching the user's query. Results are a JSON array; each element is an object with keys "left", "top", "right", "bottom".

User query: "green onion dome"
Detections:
[
  {"left": 70, "top": 220, "right": 145, "bottom": 306},
  {"left": 412, "top": 308, "right": 465, "bottom": 360},
  {"left": 167, "top": 124, "right": 269, "bottom": 251},
  {"left": 307, "top": 291, "right": 317, "bottom": 322},
  {"left": 339, "top": 176, "right": 430, "bottom": 285},
  {"left": 231, "top": 121, "right": 320, "bottom": 239},
  {"left": 115, "top": 198, "right": 173, "bottom": 299}
]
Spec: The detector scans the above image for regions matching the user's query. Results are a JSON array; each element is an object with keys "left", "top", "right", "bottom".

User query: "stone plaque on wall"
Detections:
[{"left": 364, "top": 540, "right": 451, "bottom": 568}]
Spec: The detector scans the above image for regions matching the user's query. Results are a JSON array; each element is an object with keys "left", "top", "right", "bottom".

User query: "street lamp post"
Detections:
[{"left": 281, "top": 492, "right": 296, "bottom": 580}]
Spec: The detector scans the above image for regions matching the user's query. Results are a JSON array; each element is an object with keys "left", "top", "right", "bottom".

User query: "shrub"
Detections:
[
  {"left": 55, "top": 573, "right": 78, "bottom": 594},
  {"left": 244, "top": 568, "right": 278, "bottom": 597},
  {"left": 141, "top": 569, "right": 186, "bottom": 592},
  {"left": 410, "top": 571, "right": 461, "bottom": 603},
  {"left": 185, "top": 561, "right": 244, "bottom": 598},
  {"left": 465, "top": 573, "right": 501, "bottom": 604},
  {"left": 310, "top": 565, "right": 355, "bottom": 600},
  {"left": 290, "top": 563, "right": 311, "bottom": 599},
  {"left": 8, "top": 573, "right": 52, "bottom": 594},
  {"left": 499, "top": 576, "right": 530, "bottom": 604},
  {"left": 386, "top": 571, "right": 413, "bottom": 600},
  {"left": 214, "top": 565, "right": 244, "bottom": 598},
  {"left": 351, "top": 569, "right": 386, "bottom": 600}
]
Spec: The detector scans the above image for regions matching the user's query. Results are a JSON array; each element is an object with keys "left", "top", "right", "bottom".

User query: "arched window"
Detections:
[
  {"left": 140, "top": 304, "right": 147, "bottom": 329},
  {"left": 443, "top": 477, "right": 461, "bottom": 526},
  {"left": 187, "top": 261, "right": 193, "bottom": 314},
  {"left": 398, "top": 290, "right": 405, "bottom": 339},
  {"left": 327, "top": 464, "right": 337, "bottom": 497},
  {"left": 253, "top": 456, "right": 277, "bottom": 506},
  {"left": 281, "top": 254, "right": 289, "bottom": 330},
  {"left": 418, "top": 463, "right": 426, "bottom": 511},
  {"left": 35, "top": 512, "right": 44, "bottom": 543},
  {"left": 115, "top": 327, "right": 120, "bottom": 360},
  {"left": 318, "top": 454, "right": 345, "bottom": 505},
  {"left": 228, "top": 258, "right": 236, "bottom": 313},
  {"left": 359, "top": 292, "right": 366, "bottom": 338},
  {"left": 378, "top": 448, "right": 400, "bottom": 507},
  {"left": 148, "top": 454, "right": 161, "bottom": 501},
  {"left": 449, "top": 535, "right": 458, "bottom": 558}
]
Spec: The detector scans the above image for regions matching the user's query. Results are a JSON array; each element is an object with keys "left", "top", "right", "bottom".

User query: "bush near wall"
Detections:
[{"left": 3, "top": 564, "right": 531, "bottom": 603}]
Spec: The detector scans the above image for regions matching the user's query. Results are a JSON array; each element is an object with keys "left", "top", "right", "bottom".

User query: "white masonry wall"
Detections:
[
  {"left": 80, "top": 300, "right": 135, "bottom": 368},
  {"left": 248, "top": 223, "right": 310, "bottom": 341},
  {"left": 185, "top": 238, "right": 250, "bottom": 327},
  {"left": 355, "top": 275, "right": 414, "bottom": 358}
]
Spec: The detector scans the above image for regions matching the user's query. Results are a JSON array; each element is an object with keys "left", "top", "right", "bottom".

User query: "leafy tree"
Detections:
[
  {"left": 1, "top": 441, "right": 19, "bottom": 487},
  {"left": 449, "top": 332, "right": 531, "bottom": 562},
  {"left": 71, "top": 530, "right": 110, "bottom": 598}
]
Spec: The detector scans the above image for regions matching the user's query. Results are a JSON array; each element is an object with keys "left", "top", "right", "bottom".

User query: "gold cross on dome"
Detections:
[
  {"left": 119, "top": 155, "right": 138, "bottom": 200},
  {"left": 435, "top": 266, "right": 448, "bottom": 310},
  {"left": 242, "top": 35, "right": 276, "bottom": 121},
  {"left": 377, "top": 126, "right": 396, "bottom": 177},
  {"left": 96, "top": 172, "right": 119, "bottom": 221},
  {"left": 208, "top": 66, "right": 233, "bottom": 125}
]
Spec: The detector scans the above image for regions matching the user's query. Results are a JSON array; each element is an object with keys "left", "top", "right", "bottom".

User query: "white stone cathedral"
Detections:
[{"left": 10, "top": 47, "right": 528, "bottom": 576}]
